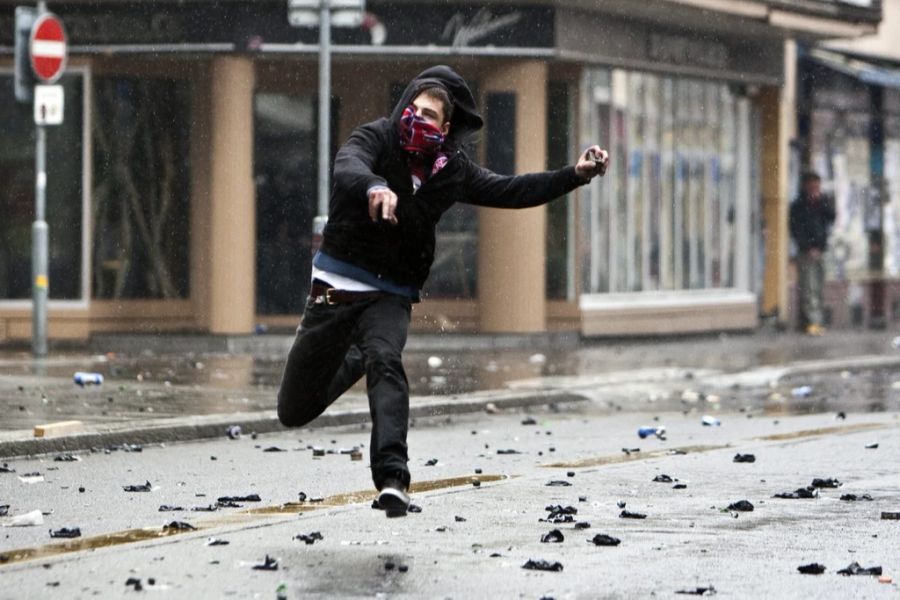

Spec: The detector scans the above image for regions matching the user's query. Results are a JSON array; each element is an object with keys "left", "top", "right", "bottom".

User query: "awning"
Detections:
[{"left": 807, "top": 47, "right": 900, "bottom": 89}]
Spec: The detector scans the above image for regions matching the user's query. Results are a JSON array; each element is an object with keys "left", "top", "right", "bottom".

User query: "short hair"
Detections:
[
  {"left": 801, "top": 172, "right": 821, "bottom": 185},
  {"left": 418, "top": 85, "right": 453, "bottom": 125}
]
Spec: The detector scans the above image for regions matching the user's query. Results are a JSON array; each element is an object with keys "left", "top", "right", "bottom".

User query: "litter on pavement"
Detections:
[
  {"left": 252, "top": 555, "right": 279, "bottom": 571},
  {"left": 840, "top": 494, "right": 873, "bottom": 502},
  {"left": 49, "top": 527, "right": 82, "bottom": 538},
  {"left": 675, "top": 586, "right": 717, "bottom": 596},
  {"left": 726, "top": 500, "right": 754, "bottom": 512},
  {"left": 837, "top": 562, "right": 882, "bottom": 576},
  {"left": 797, "top": 563, "right": 826, "bottom": 575},
  {"left": 701, "top": 416, "right": 721, "bottom": 427},
  {"left": 122, "top": 481, "right": 152, "bottom": 492},
  {"left": 217, "top": 494, "right": 261, "bottom": 503},
  {"left": 3, "top": 509, "right": 44, "bottom": 527},
  {"left": 619, "top": 510, "right": 647, "bottom": 519},
  {"left": 162, "top": 521, "right": 196, "bottom": 531},
  {"left": 733, "top": 454, "right": 756, "bottom": 463},
  {"left": 773, "top": 487, "right": 818, "bottom": 499},
  {"left": 589, "top": 534, "right": 621, "bottom": 546},
  {"left": 810, "top": 478, "right": 842, "bottom": 489},
  {"left": 522, "top": 559, "right": 563, "bottom": 572},
  {"left": 540, "top": 529, "right": 564, "bottom": 543},
  {"left": 294, "top": 532, "right": 324, "bottom": 545}
]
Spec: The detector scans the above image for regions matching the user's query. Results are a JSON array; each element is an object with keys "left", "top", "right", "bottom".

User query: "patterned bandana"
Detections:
[
  {"left": 399, "top": 104, "right": 449, "bottom": 191},
  {"left": 399, "top": 104, "right": 445, "bottom": 155}
]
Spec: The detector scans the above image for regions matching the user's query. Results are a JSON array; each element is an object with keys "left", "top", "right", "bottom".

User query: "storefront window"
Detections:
[
  {"left": 0, "top": 72, "right": 84, "bottom": 301},
  {"left": 581, "top": 68, "right": 752, "bottom": 295},
  {"left": 254, "top": 93, "right": 317, "bottom": 314},
  {"left": 92, "top": 76, "right": 191, "bottom": 299}
]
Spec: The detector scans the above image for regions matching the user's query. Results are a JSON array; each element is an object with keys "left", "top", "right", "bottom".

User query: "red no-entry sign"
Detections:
[{"left": 29, "top": 13, "right": 67, "bottom": 83}]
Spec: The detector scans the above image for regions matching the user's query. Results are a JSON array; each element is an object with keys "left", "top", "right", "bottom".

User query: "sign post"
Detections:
[
  {"left": 288, "top": 0, "right": 364, "bottom": 218},
  {"left": 27, "top": 4, "right": 67, "bottom": 357}
]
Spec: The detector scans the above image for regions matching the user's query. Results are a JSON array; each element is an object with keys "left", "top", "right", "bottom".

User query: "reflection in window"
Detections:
[
  {"left": 583, "top": 70, "right": 749, "bottom": 294},
  {"left": 92, "top": 77, "right": 190, "bottom": 299},
  {"left": 0, "top": 74, "right": 83, "bottom": 301}
]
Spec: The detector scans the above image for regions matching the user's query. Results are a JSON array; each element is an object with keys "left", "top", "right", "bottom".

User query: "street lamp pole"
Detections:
[{"left": 317, "top": 0, "right": 331, "bottom": 218}]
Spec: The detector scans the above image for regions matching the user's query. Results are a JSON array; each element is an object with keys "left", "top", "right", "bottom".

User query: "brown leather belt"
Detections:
[{"left": 310, "top": 283, "right": 384, "bottom": 305}]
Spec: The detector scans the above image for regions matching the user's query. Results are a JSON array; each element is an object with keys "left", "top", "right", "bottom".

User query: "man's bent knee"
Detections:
[{"left": 277, "top": 390, "right": 325, "bottom": 428}]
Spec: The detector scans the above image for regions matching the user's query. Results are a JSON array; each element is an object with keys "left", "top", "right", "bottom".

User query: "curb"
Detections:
[{"left": 0, "top": 389, "right": 587, "bottom": 459}]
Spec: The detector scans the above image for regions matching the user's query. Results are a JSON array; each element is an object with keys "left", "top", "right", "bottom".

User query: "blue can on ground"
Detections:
[{"left": 73, "top": 372, "right": 104, "bottom": 386}]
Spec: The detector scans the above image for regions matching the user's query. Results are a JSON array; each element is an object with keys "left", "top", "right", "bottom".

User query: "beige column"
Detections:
[
  {"left": 760, "top": 39, "right": 796, "bottom": 321},
  {"left": 478, "top": 61, "right": 549, "bottom": 333},
  {"left": 207, "top": 56, "right": 256, "bottom": 334}
]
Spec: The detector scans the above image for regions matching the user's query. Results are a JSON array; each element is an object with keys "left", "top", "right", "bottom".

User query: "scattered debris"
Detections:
[
  {"left": 540, "top": 529, "right": 564, "bottom": 543},
  {"left": 522, "top": 559, "right": 563, "bottom": 572},
  {"left": 791, "top": 386, "right": 812, "bottom": 398},
  {"left": 673, "top": 484, "right": 688, "bottom": 490},
  {"left": 425, "top": 458, "right": 438, "bottom": 466},
  {"left": 253, "top": 555, "right": 279, "bottom": 571},
  {"left": 865, "top": 443, "right": 879, "bottom": 449},
  {"left": 408, "top": 504, "right": 422, "bottom": 513},
  {"left": 263, "top": 446, "right": 286, "bottom": 453},
  {"left": 726, "top": 500, "right": 754, "bottom": 512},
  {"left": 192, "top": 505, "right": 218, "bottom": 512},
  {"left": 218, "top": 494, "right": 261, "bottom": 503},
  {"left": 294, "top": 532, "right": 324, "bottom": 545},
  {"left": 312, "top": 448, "right": 325, "bottom": 457},
  {"left": 733, "top": 454, "right": 756, "bottom": 463},
  {"left": 589, "top": 534, "right": 621, "bottom": 546},
  {"left": 797, "top": 563, "right": 826, "bottom": 575},
  {"left": 53, "top": 454, "right": 80, "bottom": 462},
  {"left": 350, "top": 450, "right": 363, "bottom": 461},
  {"left": 73, "top": 372, "right": 104, "bottom": 387},
  {"left": 773, "top": 487, "right": 818, "bottom": 499},
  {"left": 0, "top": 506, "right": 8, "bottom": 517},
  {"left": 840, "top": 494, "right": 873, "bottom": 502},
  {"left": 521, "top": 416, "right": 538, "bottom": 425},
  {"left": 206, "top": 537, "right": 230, "bottom": 546},
  {"left": 3, "top": 510, "right": 44, "bottom": 527},
  {"left": 675, "top": 586, "right": 717, "bottom": 596},
  {"left": 123, "top": 481, "right": 152, "bottom": 493},
  {"left": 162, "top": 521, "right": 196, "bottom": 531},
  {"left": 427, "top": 356, "right": 443, "bottom": 369},
  {"left": 619, "top": 510, "right": 647, "bottom": 519},
  {"left": 125, "top": 577, "right": 143, "bottom": 591},
  {"left": 49, "top": 527, "right": 81, "bottom": 538},
  {"left": 226, "top": 425, "right": 242, "bottom": 440},
  {"left": 622, "top": 448, "right": 641, "bottom": 455},
  {"left": 837, "top": 562, "right": 882, "bottom": 576},
  {"left": 574, "top": 521, "right": 591, "bottom": 529},
  {"left": 638, "top": 426, "right": 666, "bottom": 440},
  {"left": 546, "top": 480, "right": 572, "bottom": 487},
  {"left": 455, "top": 516, "right": 466, "bottom": 522},
  {"left": 701, "top": 416, "right": 721, "bottom": 427},
  {"left": 879, "top": 575, "right": 893, "bottom": 584},
  {"left": 18, "top": 472, "right": 44, "bottom": 484},
  {"left": 810, "top": 478, "right": 842, "bottom": 489},
  {"left": 496, "top": 449, "right": 521, "bottom": 455},
  {"left": 484, "top": 402, "right": 499, "bottom": 414},
  {"left": 158, "top": 505, "right": 184, "bottom": 512},
  {"left": 881, "top": 512, "right": 900, "bottom": 520},
  {"left": 652, "top": 474, "right": 674, "bottom": 483},
  {"left": 0, "top": 464, "right": 15, "bottom": 473}
]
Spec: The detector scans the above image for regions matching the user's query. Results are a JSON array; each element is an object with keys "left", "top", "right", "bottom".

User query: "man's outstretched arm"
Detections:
[{"left": 462, "top": 145, "right": 609, "bottom": 209}]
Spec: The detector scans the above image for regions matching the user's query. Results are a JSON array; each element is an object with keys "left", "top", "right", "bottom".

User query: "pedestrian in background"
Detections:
[
  {"left": 789, "top": 171, "right": 835, "bottom": 335},
  {"left": 277, "top": 65, "right": 608, "bottom": 516}
]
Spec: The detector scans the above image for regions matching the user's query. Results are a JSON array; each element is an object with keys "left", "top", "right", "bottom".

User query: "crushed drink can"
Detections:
[
  {"left": 638, "top": 426, "right": 666, "bottom": 439},
  {"left": 701, "top": 415, "right": 721, "bottom": 427},
  {"left": 73, "top": 372, "right": 104, "bottom": 387}
]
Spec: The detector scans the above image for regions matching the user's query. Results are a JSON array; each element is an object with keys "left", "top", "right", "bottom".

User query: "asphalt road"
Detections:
[{"left": 1, "top": 400, "right": 899, "bottom": 599}]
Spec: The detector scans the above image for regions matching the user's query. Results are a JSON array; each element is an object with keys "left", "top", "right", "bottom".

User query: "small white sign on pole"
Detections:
[
  {"left": 34, "top": 84, "right": 64, "bottom": 125},
  {"left": 287, "top": 0, "right": 365, "bottom": 27}
]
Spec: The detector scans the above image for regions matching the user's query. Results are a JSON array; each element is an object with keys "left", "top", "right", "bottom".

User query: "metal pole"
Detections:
[
  {"left": 32, "top": 0, "right": 49, "bottom": 357},
  {"left": 33, "top": 123, "right": 48, "bottom": 357},
  {"left": 317, "top": 0, "right": 331, "bottom": 217}
]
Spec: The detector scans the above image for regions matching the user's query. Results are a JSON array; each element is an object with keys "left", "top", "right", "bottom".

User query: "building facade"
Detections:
[{"left": 0, "top": 0, "right": 881, "bottom": 342}]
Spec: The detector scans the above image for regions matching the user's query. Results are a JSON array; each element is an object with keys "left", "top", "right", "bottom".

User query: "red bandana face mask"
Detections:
[{"left": 399, "top": 104, "right": 445, "bottom": 156}]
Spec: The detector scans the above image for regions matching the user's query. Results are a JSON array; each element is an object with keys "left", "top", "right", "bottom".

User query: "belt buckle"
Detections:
[{"left": 324, "top": 288, "right": 338, "bottom": 305}]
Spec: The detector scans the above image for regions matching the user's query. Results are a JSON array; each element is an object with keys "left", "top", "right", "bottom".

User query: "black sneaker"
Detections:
[{"left": 377, "top": 478, "right": 410, "bottom": 518}]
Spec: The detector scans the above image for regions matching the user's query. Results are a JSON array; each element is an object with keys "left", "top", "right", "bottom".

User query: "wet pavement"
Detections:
[
  {"left": 0, "top": 404, "right": 897, "bottom": 598},
  {"left": 1, "top": 329, "right": 899, "bottom": 433}
]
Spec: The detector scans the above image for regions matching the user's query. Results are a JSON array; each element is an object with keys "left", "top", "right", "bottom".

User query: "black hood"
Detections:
[{"left": 389, "top": 65, "right": 483, "bottom": 148}]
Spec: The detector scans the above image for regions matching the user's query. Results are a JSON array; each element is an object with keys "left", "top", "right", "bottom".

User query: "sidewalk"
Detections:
[{"left": 0, "top": 328, "right": 898, "bottom": 457}]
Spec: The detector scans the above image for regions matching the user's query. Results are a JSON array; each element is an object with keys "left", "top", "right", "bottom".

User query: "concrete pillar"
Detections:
[
  {"left": 478, "top": 61, "right": 548, "bottom": 333},
  {"left": 760, "top": 39, "right": 796, "bottom": 322},
  {"left": 207, "top": 56, "right": 256, "bottom": 334}
]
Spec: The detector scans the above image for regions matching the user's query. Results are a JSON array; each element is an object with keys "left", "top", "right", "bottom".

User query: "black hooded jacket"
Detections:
[{"left": 320, "top": 65, "right": 587, "bottom": 291}]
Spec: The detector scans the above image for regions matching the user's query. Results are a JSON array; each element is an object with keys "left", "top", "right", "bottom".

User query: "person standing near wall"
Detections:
[{"left": 790, "top": 172, "right": 836, "bottom": 335}]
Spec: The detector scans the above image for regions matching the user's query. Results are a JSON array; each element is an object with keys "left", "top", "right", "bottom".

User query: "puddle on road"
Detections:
[
  {"left": 0, "top": 474, "right": 508, "bottom": 567},
  {"left": 756, "top": 422, "right": 886, "bottom": 441},
  {"left": 542, "top": 444, "right": 731, "bottom": 469}
]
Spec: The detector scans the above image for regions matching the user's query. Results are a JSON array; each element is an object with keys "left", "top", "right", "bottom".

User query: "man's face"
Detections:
[
  {"left": 804, "top": 179, "right": 821, "bottom": 199},
  {"left": 412, "top": 93, "right": 449, "bottom": 136}
]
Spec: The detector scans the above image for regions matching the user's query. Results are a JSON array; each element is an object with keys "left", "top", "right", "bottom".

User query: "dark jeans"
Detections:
[{"left": 277, "top": 292, "right": 412, "bottom": 490}]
